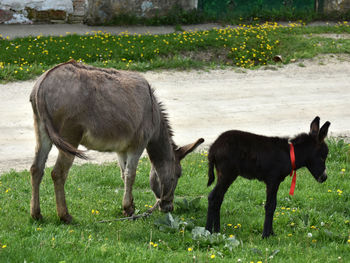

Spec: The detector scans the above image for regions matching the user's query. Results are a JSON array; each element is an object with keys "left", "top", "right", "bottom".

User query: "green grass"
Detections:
[
  {"left": 0, "top": 139, "right": 349, "bottom": 262},
  {"left": 1, "top": 22, "right": 350, "bottom": 82}
]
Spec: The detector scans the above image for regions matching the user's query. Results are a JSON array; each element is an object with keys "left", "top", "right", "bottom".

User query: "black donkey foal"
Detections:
[{"left": 205, "top": 116, "right": 330, "bottom": 238}]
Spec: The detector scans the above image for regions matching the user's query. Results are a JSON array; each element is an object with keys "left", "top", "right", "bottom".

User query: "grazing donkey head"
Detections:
[
  {"left": 149, "top": 139, "right": 205, "bottom": 212},
  {"left": 29, "top": 60, "right": 204, "bottom": 223},
  {"left": 205, "top": 116, "right": 330, "bottom": 238}
]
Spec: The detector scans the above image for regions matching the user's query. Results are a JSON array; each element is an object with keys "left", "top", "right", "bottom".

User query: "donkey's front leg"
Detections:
[
  {"left": 158, "top": 166, "right": 176, "bottom": 213},
  {"left": 262, "top": 182, "right": 280, "bottom": 238},
  {"left": 122, "top": 154, "right": 141, "bottom": 216}
]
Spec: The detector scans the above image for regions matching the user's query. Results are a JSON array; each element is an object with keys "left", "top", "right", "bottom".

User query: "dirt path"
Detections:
[
  {"left": 0, "top": 22, "right": 338, "bottom": 40},
  {"left": 1, "top": 54, "right": 350, "bottom": 173}
]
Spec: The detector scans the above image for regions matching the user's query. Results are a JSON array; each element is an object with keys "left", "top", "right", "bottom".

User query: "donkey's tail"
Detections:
[
  {"left": 207, "top": 154, "right": 216, "bottom": 187},
  {"left": 34, "top": 66, "right": 88, "bottom": 160}
]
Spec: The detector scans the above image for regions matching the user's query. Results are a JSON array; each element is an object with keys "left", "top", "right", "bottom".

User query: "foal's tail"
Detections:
[{"left": 207, "top": 154, "right": 216, "bottom": 187}]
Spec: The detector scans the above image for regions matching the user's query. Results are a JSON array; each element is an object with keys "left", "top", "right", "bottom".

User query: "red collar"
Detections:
[{"left": 289, "top": 143, "right": 297, "bottom": 195}]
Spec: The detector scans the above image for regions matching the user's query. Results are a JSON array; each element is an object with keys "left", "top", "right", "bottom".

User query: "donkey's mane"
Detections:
[
  {"left": 158, "top": 101, "right": 178, "bottom": 150},
  {"left": 290, "top": 133, "right": 312, "bottom": 145}
]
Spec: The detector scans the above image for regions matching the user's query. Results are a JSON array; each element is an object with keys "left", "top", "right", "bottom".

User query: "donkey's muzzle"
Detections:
[
  {"left": 159, "top": 200, "right": 174, "bottom": 213},
  {"left": 317, "top": 171, "right": 327, "bottom": 183}
]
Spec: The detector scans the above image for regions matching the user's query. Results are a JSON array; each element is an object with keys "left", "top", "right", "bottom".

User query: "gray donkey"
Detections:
[{"left": 30, "top": 60, "right": 204, "bottom": 223}]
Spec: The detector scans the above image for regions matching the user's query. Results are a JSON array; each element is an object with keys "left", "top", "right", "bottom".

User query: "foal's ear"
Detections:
[
  {"left": 319, "top": 121, "right": 331, "bottom": 142},
  {"left": 176, "top": 138, "right": 204, "bottom": 160},
  {"left": 309, "top": 116, "right": 320, "bottom": 137}
]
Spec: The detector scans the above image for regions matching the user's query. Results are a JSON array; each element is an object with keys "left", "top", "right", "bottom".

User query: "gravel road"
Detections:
[{"left": 1, "top": 54, "right": 349, "bottom": 173}]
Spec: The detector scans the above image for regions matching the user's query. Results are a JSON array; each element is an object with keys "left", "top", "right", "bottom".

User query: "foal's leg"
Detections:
[
  {"left": 30, "top": 118, "right": 52, "bottom": 220},
  {"left": 122, "top": 152, "right": 142, "bottom": 216},
  {"left": 51, "top": 151, "right": 75, "bottom": 223},
  {"left": 262, "top": 182, "right": 280, "bottom": 238},
  {"left": 206, "top": 170, "right": 237, "bottom": 233}
]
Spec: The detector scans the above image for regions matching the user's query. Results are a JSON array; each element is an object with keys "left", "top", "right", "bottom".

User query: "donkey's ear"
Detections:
[
  {"left": 319, "top": 121, "right": 331, "bottom": 142},
  {"left": 309, "top": 116, "right": 320, "bottom": 137},
  {"left": 176, "top": 138, "right": 204, "bottom": 160}
]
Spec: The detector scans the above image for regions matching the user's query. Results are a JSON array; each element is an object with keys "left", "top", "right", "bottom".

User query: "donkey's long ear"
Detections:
[
  {"left": 319, "top": 121, "right": 331, "bottom": 142},
  {"left": 309, "top": 116, "right": 320, "bottom": 137},
  {"left": 176, "top": 138, "right": 204, "bottom": 160}
]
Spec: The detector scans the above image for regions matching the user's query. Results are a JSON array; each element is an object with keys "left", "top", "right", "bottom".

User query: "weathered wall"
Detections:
[
  {"left": 323, "top": 0, "right": 350, "bottom": 13},
  {"left": 0, "top": 0, "right": 349, "bottom": 24},
  {"left": 0, "top": 0, "right": 197, "bottom": 24},
  {"left": 0, "top": 0, "right": 85, "bottom": 24},
  {"left": 85, "top": 0, "right": 198, "bottom": 24}
]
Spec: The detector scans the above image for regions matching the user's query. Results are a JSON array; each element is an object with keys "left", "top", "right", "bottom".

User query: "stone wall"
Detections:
[
  {"left": 85, "top": 0, "right": 198, "bottom": 24},
  {"left": 0, "top": 0, "right": 197, "bottom": 24},
  {"left": 0, "top": 0, "right": 349, "bottom": 24},
  {"left": 0, "top": 0, "right": 76, "bottom": 23}
]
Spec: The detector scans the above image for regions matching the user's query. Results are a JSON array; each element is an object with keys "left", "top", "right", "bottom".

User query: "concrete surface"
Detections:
[
  {"left": 0, "top": 23, "right": 220, "bottom": 39},
  {"left": 0, "top": 21, "right": 340, "bottom": 39}
]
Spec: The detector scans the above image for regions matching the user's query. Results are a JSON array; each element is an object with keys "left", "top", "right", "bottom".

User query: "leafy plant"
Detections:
[
  {"left": 174, "top": 197, "right": 201, "bottom": 212},
  {"left": 191, "top": 227, "right": 240, "bottom": 251},
  {"left": 154, "top": 213, "right": 195, "bottom": 232}
]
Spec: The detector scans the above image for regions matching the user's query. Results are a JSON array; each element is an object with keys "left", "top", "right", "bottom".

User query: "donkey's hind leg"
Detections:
[
  {"left": 30, "top": 119, "right": 52, "bottom": 220},
  {"left": 262, "top": 181, "right": 280, "bottom": 238},
  {"left": 51, "top": 151, "right": 75, "bottom": 223},
  {"left": 206, "top": 169, "right": 237, "bottom": 233}
]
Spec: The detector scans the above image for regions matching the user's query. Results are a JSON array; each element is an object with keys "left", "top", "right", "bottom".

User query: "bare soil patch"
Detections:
[{"left": 1, "top": 54, "right": 349, "bottom": 173}]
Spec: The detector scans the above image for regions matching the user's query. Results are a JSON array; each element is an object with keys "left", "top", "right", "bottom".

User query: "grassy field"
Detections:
[
  {"left": 1, "top": 21, "right": 350, "bottom": 82},
  {"left": 0, "top": 139, "right": 349, "bottom": 262}
]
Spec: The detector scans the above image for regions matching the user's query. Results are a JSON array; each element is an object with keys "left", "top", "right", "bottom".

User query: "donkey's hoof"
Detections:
[
  {"left": 123, "top": 205, "right": 135, "bottom": 217},
  {"left": 31, "top": 213, "right": 43, "bottom": 221},
  {"left": 123, "top": 202, "right": 135, "bottom": 216},
  {"left": 60, "top": 214, "right": 73, "bottom": 224},
  {"left": 159, "top": 202, "right": 173, "bottom": 213},
  {"left": 262, "top": 231, "right": 275, "bottom": 239}
]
